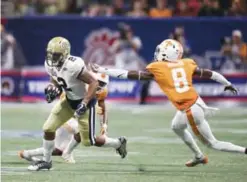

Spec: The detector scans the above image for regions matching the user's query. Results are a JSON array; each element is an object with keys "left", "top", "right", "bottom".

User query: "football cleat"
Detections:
[
  {"left": 18, "top": 150, "right": 41, "bottom": 162},
  {"left": 116, "top": 137, "right": 127, "bottom": 159},
  {"left": 185, "top": 156, "right": 208, "bottom": 167},
  {"left": 28, "top": 160, "right": 52, "bottom": 171},
  {"left": 62, "top": 152, "right": 76, "bottom": 164}
]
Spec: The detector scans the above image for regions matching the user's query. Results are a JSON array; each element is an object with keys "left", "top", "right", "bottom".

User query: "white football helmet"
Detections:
[
  {"left": 154, "top": 39, "right": 183, "bottom": 62},
  {"left": 96, "top": 73, "right": 109, "bottom": 87}
]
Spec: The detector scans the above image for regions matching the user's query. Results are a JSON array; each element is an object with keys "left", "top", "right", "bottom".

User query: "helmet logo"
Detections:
[
  {"left": 164, "top": 41, "right": 173, "bottom": 48},
  {"left": 101, "top": 73, "right": 106, "bottom": 78},
  {"left": 60, "top": 41, "right": 69, "bottom": 50}
]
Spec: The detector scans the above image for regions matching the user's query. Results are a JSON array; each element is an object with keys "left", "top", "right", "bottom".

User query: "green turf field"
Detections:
[{"left": 1, "top": 103, "right": 247, "bottom": 182}]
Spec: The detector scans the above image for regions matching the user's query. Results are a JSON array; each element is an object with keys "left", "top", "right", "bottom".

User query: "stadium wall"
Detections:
[{"left": 1, "top": 69, "right": 247, "bottom": 102}]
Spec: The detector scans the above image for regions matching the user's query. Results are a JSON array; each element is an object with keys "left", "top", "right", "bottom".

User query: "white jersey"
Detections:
[{"left": 45, "top": 55, "right": 86, "bottom": 100}]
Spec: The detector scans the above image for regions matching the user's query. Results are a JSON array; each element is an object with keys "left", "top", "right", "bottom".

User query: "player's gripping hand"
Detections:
[
  {"left": 100, "top": 124, "right": 108, "bottom": 136},
  {"left": 74, "top": 102, "right": 87, "bottom": 117},
  {"left": 45, "top": 84, "right": 62, "bottom": 103},
  {"left": 224, "top": 85, "right": 238, "bottom": 95}
]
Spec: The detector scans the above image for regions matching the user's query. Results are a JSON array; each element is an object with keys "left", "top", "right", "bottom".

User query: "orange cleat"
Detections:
[{"left": 185, "top": 156, "right": 208, "bottom": 167}]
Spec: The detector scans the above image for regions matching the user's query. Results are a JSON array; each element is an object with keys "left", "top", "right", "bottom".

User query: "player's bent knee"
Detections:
[
  {"left": 207, "top": 139, "right": 219, "bottom": 149},
  {"left": 74, "top": 133, "right": 81, "bottom": 143},
  {"left": 171, "top": 123, "right": 177, "bottom": 130},
  {"left": 171, "top": 124, "right": 184, "bottom": 132},
  {"left": 43, "top": 131, "right": 55, "bottom": 140}
]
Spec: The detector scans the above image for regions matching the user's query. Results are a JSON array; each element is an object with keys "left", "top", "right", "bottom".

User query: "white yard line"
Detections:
[
  {"left": 146, "top": 128, "right": 247, "bottom": 134},
  {"left": 212, "top": 119, "right": 247, "bottom": 124},
  {"left": 1, "top": 166, "right": 29, "bottom": 176}
]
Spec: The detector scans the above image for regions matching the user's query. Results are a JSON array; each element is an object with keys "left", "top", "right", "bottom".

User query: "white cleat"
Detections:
[
  {"left": 62, "top": 152, "right": 76, "bottom": 164},
  {"left": 28, "top": 160, "right": 52, "bottom": 171}
]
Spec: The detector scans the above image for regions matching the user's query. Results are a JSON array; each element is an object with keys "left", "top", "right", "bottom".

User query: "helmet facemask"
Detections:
[
  {"left": 97, "top": 80, "right": 107, "bottom": 91},
  {"left": 46, "top": 51, "right": 65, "bottom": 68}
]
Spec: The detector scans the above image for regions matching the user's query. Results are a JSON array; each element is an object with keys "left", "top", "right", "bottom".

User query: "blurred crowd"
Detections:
[{"left": 1, "top": 0, "right": 247, "bottom": 17}]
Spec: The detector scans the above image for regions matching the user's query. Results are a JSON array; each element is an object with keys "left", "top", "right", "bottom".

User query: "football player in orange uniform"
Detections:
[
  {"left": 91, "top": 39, "right": 247, "bottom": 167},
  {"left": 19, "top": 73, "right": 127, "bottom": 164}
]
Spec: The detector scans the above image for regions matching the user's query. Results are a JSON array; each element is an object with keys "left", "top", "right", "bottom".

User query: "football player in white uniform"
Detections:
[
  {"left": 19, "top": 72, "right": 120, "bottom": 164},
  {"left": 27, "top": 37, "right": 127, "bottom": 171}
]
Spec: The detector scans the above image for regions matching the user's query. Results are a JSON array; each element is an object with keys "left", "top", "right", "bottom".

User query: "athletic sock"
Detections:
[
  {"left": 25, "top": 148, "right": 44, "bottom": 157},
  {"left": 43, "top": 139, "right": 54, "bottom": 162},
  {"left": 102, "top": 137, "right": 121, "bottom": 149},
  {"left": 174, "top": 129, "right": 203, "bottom": 158},
  {"left": 63, "top": 137, "right": 79, "bottom": 155}
]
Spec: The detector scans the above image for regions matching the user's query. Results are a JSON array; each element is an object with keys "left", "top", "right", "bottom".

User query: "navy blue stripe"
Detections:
[
  {"left": 88, "top": 106, "right": 94, "bottom": 145},
  {"left": 92, "top": 106, "right": 96, "bottom": 135}
]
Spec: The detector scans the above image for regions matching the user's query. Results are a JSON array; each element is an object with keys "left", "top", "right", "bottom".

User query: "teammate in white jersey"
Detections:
[
  {"left": 19, "top": 73, "right": 112, "bottom": 164},
  {"left": 27, "top": 37, "right": 127, "bottom": 171}
]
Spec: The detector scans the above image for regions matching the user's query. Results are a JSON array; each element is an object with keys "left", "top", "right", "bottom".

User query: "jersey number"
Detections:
[
  {"left": 57, "top": 77, "right": 72, "bottom": 91},
  {"left": 68, "top": 56, "right": 76, "bottom": 62},
  {"left": 171, "top": 68, "right": 189, "bottom": 93}
]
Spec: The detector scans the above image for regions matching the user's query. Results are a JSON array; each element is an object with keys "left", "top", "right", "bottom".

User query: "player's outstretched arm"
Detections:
[
  {"left": 90, "top": 64, "right": 154, "bottom": 80},
  {"left": 193, "top": 68, "right": 238, "bottom": 94}
]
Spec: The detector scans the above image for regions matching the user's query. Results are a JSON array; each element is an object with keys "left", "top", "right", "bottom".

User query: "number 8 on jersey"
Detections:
[{"left": 171, "top": 68, "right": 189, "bottom": 93}]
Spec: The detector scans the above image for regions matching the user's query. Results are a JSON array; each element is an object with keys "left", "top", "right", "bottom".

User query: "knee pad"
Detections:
[
  {"left": 171, "top": 125, "right": 178, "bottom": 132},
  {"left": 171, "top": 123, "right": 186, "bottom": 132}
]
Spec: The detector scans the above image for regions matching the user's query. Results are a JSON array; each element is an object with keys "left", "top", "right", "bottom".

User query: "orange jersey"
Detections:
[{"left": 146, "top": 58, "right": 198, "bottom": 110}]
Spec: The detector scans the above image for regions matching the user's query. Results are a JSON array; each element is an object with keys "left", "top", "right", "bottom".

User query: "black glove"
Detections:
[
  {"left": 224, "top": 85, "right": 238, "bottom": 95},
  {"left": 74, "top": 102, "right": 87, "bottom": 117},
  {"left": 44, "top": 84, "right": 62, "bottom": 103}
]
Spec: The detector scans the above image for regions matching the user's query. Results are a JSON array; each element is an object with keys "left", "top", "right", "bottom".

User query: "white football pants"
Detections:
[
  {"left": 171, "top": 97, "right": 246, "bottom": 157},
  {"left": 55, "top": 118, "right": 78, "bottom": 151}
]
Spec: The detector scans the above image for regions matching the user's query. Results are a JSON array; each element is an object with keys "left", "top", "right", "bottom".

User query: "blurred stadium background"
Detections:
[{"left": 1, "top": 0, "right": 247, "bottom": 182}]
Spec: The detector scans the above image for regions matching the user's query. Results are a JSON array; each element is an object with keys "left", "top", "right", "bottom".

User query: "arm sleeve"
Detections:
[{"left": 210, "top": 71, "right": 231, "bottom": 86}]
